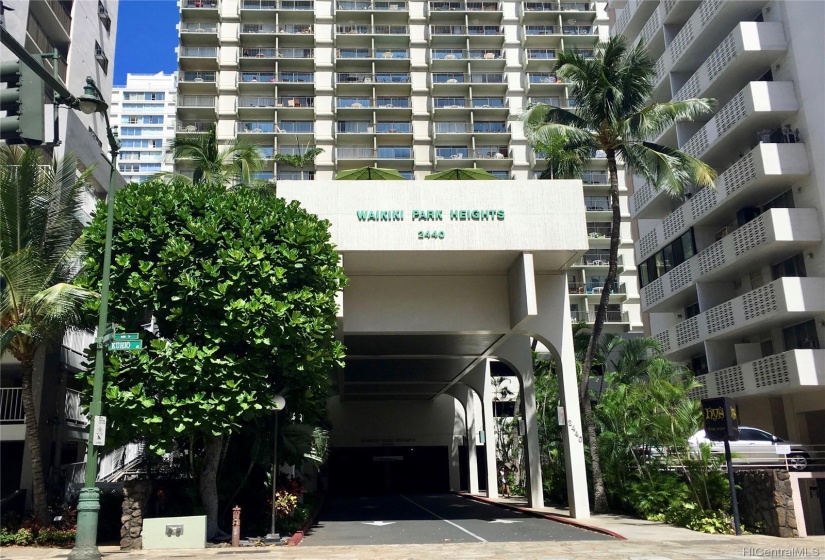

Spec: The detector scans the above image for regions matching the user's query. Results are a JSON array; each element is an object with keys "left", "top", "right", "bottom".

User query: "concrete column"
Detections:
[
  {"left": 465, "top": 360, "right": 498, "bottom": 498},
  {"left": 449, "top": 433, "right": 461, "bottom": 491},
  {"left": 465, "top": 387, "right": 480, "bottom": 494},
  {"left": 491, "top": 336, "right": 543, "bottom": 508}
]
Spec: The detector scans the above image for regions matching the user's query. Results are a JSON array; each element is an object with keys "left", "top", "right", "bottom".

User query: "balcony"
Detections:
[
  {"left": 0, "top": 388, "right": 23, "bottom": 423},
  {"left": 336, "top": 25, "right": 410, "bottom": 35},
  {"left": 612, "top": 0, "right": 658, "bottom": 41},
  {"left": 430, "top": 25, "right": 503, "bottom": 37},
  {"left": 336, "top": 0, "right": 408, "bottom": 10},
  {"left": 177, "top": 121, "right": 214, "bottom": 134},
  {"left": 335, "top": 73, "right": 412, "bottom": 88},
  {"left": 336, "top": 147, "right": 413, "bottom": 161},
  {"left": 241, "top": 0, "right": 314, "bottom": 10},
  {"left": 429, "top": 1, "right": 502, "bottom": 12},
  {"left": 640, "top": 208, "right": 821, "bottom": 313},
  {"left": 336, "top": 49, "right": 410, "bottom": 60},
  {"left": 241, "top": 48, "right": 315, "bottom": 61},
  {"left": 177, "top": 95, "right": 217, "bottom": 119},
  {"left": 430, "top": 50, "right": 504, "bottom": 63},
  {"left": 570, "top": 310, "right": 630, "bottom": 324},
  {"left": 635, "top": 143, "right": 810, "bottom": 254},
  {"left": 240, "top": 72, "right": 315, "bottom": 85},
  {"left": 690, "top": 350, "right": 825, "bottom": 401},
  {"left": 681, "top": 81, "right": 798, "bottom": 169},
  {"left": 179, "top": 46, "right": 218, "bottom": 70},
  {"left": 525, "top": 73, "right": 565, "bottom": 92},
  {"left": 432, "top": 73, "right": 506, "bottom": 91},
  {"left": 581, "top": 171, "right": 608, "bottom": 185},
  {"left": 571, "top": 254, "right": 625, "bottom": 272},
  {"left": 569, "top": 281, "right": 628, "bottom": 301},
  {"left": 653, "top": 277, "right": 825, "bottom": 361},
  {"left": 651, "top": 0, "right": 768, "bottom": 98}
]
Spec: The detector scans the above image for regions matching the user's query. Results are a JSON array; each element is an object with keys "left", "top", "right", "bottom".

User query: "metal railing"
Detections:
[
  {"left": 241, "top": 48, "right": 315, "bottom": 59},
  {"left": 581, "top": 171, "right": 608, "bottom": 184},
  {"left": 337, "top": 24, "right": 410, "bottom": 34},
  {"left": 431, "top": 50, "right": 504, "bottom": 60},
  {"left": 64, "top": 389, "right": 88, "bottom": 426},
  {"left": 430, "top": 25, "right": 503, "bottom": 35},
  {"left": 238, "top": 122, "right": 276, "bottom": 133},
  {"left": 242, "top": 0, "right": 314, "bottom": 8},
  {"left": 570, "top": 310, "right": 629, "bottom": 322},
  {"left": 184, "top": 0, "right": 218, "bottom": 7},
  {"left": 177, "top": 122, "right": 212, "bottom": 132},
  {"left": 240, "top": 72, "right": 315, "bottom": 83},
  {"left": 525, "top": 25, "right": 557, "bottom": 35},
  {"left": 180, "top": 47, "right": 217, "bottom": 57},
  {"left": 181, "top": 22, "right": 218, "bottom": 33},
  {"left": 335, "top": 73, "right": 412, "bottom": 84},
  {"left": 576, "top": 254, "right": 623, "bottom": 267},
  {"left": 475, "top": 146, "right": 510, "bottom": 158},
  {"left": 435, "top": 122, "right": 472, "bottom": 133},
  {"left": 278, "top": 171, "right": 316, "bottom": 180},
  {"left": 436, "top": 148, "right": 470, "bottom": 159},
  {"left": 336, "top": 0, "right": 407, "bottom": 9},
  {"left": 526, "top": 49, "right": 556, "bottom": 60},
  {"left": 587, "top": 226, "right": 612, "bottom": 237},
  {"left": 0, "top": 388, "right": 23, "bottom": 422},
  {"left": 523, "top": 1, "right": 592, "bottom": 10},
  {"left": 180, "top": 71, "right": 216, "bottom": 83},
  {"left": 430, "top": 1, "right": 501, "bottom": 10},
  {"left": 337, "top": 49, "right": 410, "bottom": 59},
  {"left": 178, "top": 95, "right": 216, "bottom": 107},
  {"left": 528, "top": 73, "right": 562, "bottom": 83},
  {"left": 432, "top": 73, "right": 505, "bottom": 84},
  {"left": 584, "top": 196, "right": 610, "bottom": 211}
]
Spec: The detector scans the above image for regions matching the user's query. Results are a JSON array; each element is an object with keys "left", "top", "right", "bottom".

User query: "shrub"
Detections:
[
  {"left": 0, "top": 527, "right": 16, "bottom": 546},
  {"left": 13, "top": 528, "right": 34, "bottom": 546},
  {"left": 34, "top": 527, "right": 77, "bottom": 547},
  {"left": 277, "top": 503, "right": 311, "bottom": 533}
]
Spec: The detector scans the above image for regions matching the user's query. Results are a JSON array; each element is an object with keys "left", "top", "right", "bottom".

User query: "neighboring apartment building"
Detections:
[
  {"left": 0, "top": 0, "right": 120, "bottom": 510},
  {"left": 111, "top": 72, "right": 178, "bottom": 183},
  {"left": 176, "top": 0, "right": 643, "bottom": 333},
  {"left": 613, "top": 0, "right": 825, "bottom": 444}
]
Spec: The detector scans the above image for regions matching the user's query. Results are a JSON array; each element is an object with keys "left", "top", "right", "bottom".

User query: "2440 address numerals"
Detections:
[{"left": 418, "top": 230, "right": 445, "bottom": 240}]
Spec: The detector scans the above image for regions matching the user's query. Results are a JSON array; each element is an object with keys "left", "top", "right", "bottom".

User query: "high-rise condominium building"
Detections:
[
  {"left": 613, "top": 0, "right": 825, "bottom": 443},
  {"left": 0, "top": 0, "right": 120, "bottom": 511},
  {"left": 111, "top": 72, "right": 179, "bottom": 183},
  {"left": 176, "top": 0, "right": 643, "bottom": 333}
]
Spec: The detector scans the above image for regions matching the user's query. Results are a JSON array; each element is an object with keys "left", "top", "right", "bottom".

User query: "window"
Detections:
[
  {"left": 94, "top": 41, "right": 109, "bottom": 73},
  {"left": 738, "top": 428, "right": 773, "bottom": 442},
  {"left": 493, "top": 401, "right": 516, "bottom": 417},
  {"left": 638, "top": 229, "right": 696, "bottom": 288},
  {"left": 689, "top": 354, "right": 708, "bottom": 376},
  {"left": 783, "top": 320, "right": 820, "bottom": 351},
  {"left": 763, "top": 189, "right": 794, "bottom": 211},
  {"left": 685, "top": 302, "right": 700, "bottom": 319},
  {"left": 771, "top": 253, "right": 806, "bottom": 281}
]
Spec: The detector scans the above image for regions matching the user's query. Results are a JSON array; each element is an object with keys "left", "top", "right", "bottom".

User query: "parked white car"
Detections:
[{"left": 689, "top": 427, "right": 812, "bottom": 471}]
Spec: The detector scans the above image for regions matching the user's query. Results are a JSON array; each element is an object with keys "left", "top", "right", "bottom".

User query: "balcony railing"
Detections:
[
  {"left": 242, "top": 0, "right": 314, "bottom": 8},
  {"left": 180, "top": 47, "right": 218, "bottom": 57},
  {"left": 587, "top": 226, "right": 612, "bottom": 237},
  {"left": 430, "top": 1, "right": 501, "bottom": 10},
  {"left": 241, "top": 48, "right": 314, "bottom": 59},
  {"left": 584, "top": 196, "right": 609, "bottom": 211},
  {"left": 240, "top": 72, "right": 315, "bottom": 83},
  {"left": 0, "top": 388, "right": 23, "bottom": 422},
  {"left": 337, "top": 25, "right": 410, "bottom": 34},
  {"left": 180, "top": 71, "right": 217, "bottom": 83},
  {"left": 568, "top": 282, "right": 626, "bottom": 295},
  {"left": 64, "top": 389, "right": 88, "bottom": 426},
  {"left": 528, "top": 73, "right": 562, "bottom": 83},
  {"left": 436, "top": 148, "right": 470, "bottom": 159},
  {"left": 575, "top": 254, "right": 623, "bottom": 267},
  {"left": 475, "top": 146, "right": 510, "bottom": 158},
  {"left": 336, "top": 147, "right": 412, "bottom": 159},
  {"left": 278, "top": 171, "right": 316, "bottom": 180},
  {"left": 524, "top": 1, "right": 592, "bottom": 11},
  {"left": 239, "top": 96, "right": 277, "bottom": 108},
  {"left": 337, "top": 49, "right": 410, "bottom": 59},
  {"left": 337, "top": 0, "right": 408, "bottom": 9},
  {"left": 430, "top": 25, "right": 503, "bottom": 35},
  {"left": 238, "top": 122, "right": 276, "bottom": 133},
  {"left": 571, "top": 310, "right": 629, "bottom": 323},
  {"left": 581, "top": 171, "right": 608, "bottom": 184},
  {"left": 525, "top": 25, "right": 557, "bottom": 35},
  {"left": 278, "top": 121, "right": 315, "bottom": 133},
  {"left": 336, "top": 97, "right": 412, "bottom": 108},
  {"left": 432, "top": 50, "right": 503, "bottom": 60},
  {"left": 177, "top": 122, "right": 213, "bottom": 132},
  {"left": 336, "top": 73, "right": 412, "bottom": 84},
  {"left": 432, "top": 73, "right": 505, "bottom": 84},
  {"left": 435, "top": 122, "right": 472, "bottom": 133},
  {"left": 184, "top": 0, "right": 218, "bottom": 7},
  {"left": 181, "top": 23, "right": 218, "bottom": 33},
  {"left": 179, "top": 95, "right": 216, "bottom": 107},
  {"left": 526, "top": 49, "right": 557, "bottom": 60}
]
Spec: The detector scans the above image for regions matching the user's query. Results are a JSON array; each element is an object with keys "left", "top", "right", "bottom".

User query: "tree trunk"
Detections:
[
  {"left": 578, "top": 150, "right": 622, "bottom": 514},
  {"left": 20, "top": 354, "right": 50, "bottom": 524},
  {"left": 199, "top": 434, "right": 224, "bottom": 539}
]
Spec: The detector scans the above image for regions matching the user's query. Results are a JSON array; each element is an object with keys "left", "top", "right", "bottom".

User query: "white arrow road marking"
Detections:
[
  {"left": 489, "top": 519, "right": 522, "bottom": 524},
  {"left": 362, "top": 521, "right": 396, "bottom": 526},
  {"left": 400, "top": 495, "right": 487, "bottom": 543}
]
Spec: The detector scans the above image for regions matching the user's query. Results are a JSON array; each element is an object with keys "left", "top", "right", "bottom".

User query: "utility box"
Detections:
[{"left": 142, "top": 516, "right": 206, "bottom": 550}]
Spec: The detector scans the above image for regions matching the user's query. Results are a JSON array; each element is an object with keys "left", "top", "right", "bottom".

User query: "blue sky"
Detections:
[{"left": 114, "top": 0, "right": 180, "bottom": 85}]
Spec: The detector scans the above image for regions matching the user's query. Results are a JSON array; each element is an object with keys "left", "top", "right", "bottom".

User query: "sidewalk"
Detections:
[{"left": 2, "top": 495, "right": 822, "bottom": 559}]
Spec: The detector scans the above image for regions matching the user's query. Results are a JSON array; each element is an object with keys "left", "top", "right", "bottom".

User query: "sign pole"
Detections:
[{"left": 723, "top": 439, "right": 741, "bottom": 535}]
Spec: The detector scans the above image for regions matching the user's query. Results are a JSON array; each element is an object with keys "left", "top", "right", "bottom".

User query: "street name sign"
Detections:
[
  {"left": 108, "top": 340, "right": 143, "bottom": 351},
  {"left": 113, "top": 333, "right": 140, "bottom": 341}
]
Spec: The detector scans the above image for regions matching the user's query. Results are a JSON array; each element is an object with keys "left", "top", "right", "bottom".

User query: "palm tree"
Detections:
[
  {"left": 272, "top": 141, "right": 324, "bottom": 177},
  {"left": 533, "top": 130, "right": 590, "bottom": 180},
  {"left": 165, "top": 127, "right": 265, "bottom": 187},
  {"left": 523, "top": 36, "right": 717, "bottom": 512},
  {"left": 0, "top": 145, "right": 95, "bottom": 523}
]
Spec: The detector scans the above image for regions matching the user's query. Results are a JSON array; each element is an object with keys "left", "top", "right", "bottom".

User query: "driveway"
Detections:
[{"left": 301, "top": 493, "right": 614, "bottom": 546}]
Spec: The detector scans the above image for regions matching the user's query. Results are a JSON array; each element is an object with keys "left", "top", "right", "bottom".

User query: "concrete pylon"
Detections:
[
  {"left": 464, "top": 360, "right": 498, "bottom": 499},
  {"left": 446, "top": 384, "right": 481, "bottom": 493}
]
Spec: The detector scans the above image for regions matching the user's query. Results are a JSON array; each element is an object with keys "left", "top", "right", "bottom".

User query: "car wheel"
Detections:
[{"left": 787, "top": 453, "right": 809, "bottom": 471}]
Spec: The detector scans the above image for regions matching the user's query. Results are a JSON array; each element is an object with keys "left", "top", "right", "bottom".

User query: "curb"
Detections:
[
  {"left": 286, "top": 493, "right": 326, "bottom": 546},
  {"left": 454, "top": 492, "right": 628, "bottom": 541}
]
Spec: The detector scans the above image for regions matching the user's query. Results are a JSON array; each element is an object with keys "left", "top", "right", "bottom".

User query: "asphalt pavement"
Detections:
[{"left": 300, "top": 493, "right": 613, "bottom": 546}]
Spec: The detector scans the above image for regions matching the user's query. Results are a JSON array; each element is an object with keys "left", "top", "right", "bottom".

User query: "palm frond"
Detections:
[
  {"left": 620, "top": 141, "right": 716, "bottom": 196},
  {"left": 623, "top": 99, "right": 717, "bottom": 140}
]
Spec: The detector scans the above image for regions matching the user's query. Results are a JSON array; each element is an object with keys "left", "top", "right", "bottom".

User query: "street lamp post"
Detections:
[{"left": 68, "top": 77, "right": 121, "bottom": 560}]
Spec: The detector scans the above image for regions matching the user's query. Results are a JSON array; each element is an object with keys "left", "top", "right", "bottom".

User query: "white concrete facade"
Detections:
[
  {"left": 175, "top": 0, "right": 643, "bottom": 333},
  {"left": 613, "top": 0, "right": 825, "bottom": 445},
  {"left": 279, "top": 178, "right": 592, "bottom": 516},
  {"left": 110, "top": 72, "right": 179, "bottom": 183}
]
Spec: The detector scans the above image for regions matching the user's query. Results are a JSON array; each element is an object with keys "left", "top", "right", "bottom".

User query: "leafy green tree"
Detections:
[
  {"left": 77, "top": 180, "right": 346, "bottom": 537},
  {"left": 164, "top": 127, "right": 265, "bottom": 187},
  {"left": 523, "top": 37, "right": 717, "bottom": 511},
  {"left": 531, "top": 130, "right": 589, "bottom": 180},
  {"left": 0, "top": 146, "right": 95, "bottom": 523}
]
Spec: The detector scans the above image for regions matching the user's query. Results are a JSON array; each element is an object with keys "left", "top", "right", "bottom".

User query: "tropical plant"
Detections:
[
  {"left": 76, "top": 179, "right": 346, "bottom": 538},
  {"left": 522, "top": 36, "right": 717, "bottom": 511},
  {"left": 0, "top": 146, "right": 95, "bottom": 524},
  {"left": 163, "top": 127, "right": 266, "bottom": 188},
  {"left": 532, "top": 130, "right": 589, "bottom": 180},
  {"left": 271, "top": 142, "right": 324, "bottom": 170}
]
